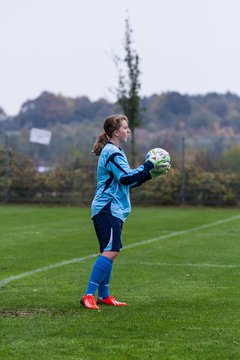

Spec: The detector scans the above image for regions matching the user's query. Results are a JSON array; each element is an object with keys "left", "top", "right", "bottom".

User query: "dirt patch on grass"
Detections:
[{"left": 0, "top": 309, "right": 51, "bottom": 318}]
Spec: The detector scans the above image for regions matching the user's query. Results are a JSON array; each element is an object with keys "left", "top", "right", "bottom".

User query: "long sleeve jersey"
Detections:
[{"left": 91, "top": 142, "right": 154, "bottom": 222}]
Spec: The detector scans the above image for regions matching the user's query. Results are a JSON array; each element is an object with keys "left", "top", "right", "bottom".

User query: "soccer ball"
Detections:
[
  {"left": 145, "top": 147, "right": 171, "bottom": 177},
  {"left": 145, "top": 147, "right": 170, "bottom": 166}
]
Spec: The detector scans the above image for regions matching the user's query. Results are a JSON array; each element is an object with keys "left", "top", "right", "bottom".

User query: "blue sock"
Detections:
[
  {"left": 98, "top": 261, "right": 113, "bottom": 299},
  {"left": 85, "top": 255, "right": 113, "bottom": 296}
]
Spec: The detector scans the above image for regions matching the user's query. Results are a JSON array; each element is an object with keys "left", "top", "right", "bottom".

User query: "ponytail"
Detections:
[
  {"left": 92, "top": 114, "right": 128, "bottom": 156},
  {"left": 92, "top": 132, "right": 108, "bottom": 156}
]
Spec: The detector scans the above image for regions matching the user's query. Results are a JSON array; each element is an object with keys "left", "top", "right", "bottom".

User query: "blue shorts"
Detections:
[{"left": 92, "top": 213, "right": 123, "bottom": 253}]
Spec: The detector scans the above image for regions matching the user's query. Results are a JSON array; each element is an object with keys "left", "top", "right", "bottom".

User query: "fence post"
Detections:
[
  {"left": 180, "top": 136, "right": 186, "bottom": 204},
  {"left": 0, "top": 130, "right": 9, "bottom": 203}
]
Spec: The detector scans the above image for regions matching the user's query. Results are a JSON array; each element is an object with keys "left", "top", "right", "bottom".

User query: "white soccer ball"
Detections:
[{"left": 145, "top": 147, "right": 170, "bottom": 165}]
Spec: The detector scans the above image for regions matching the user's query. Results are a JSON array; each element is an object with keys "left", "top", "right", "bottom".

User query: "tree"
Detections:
[{"left": 114, "top": 16, "right": 142, "bottom": 166}]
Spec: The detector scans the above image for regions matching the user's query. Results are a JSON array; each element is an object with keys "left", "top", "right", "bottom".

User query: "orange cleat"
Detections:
[
  {"left": 80, "top": 294, "right": 99, "bottom": 310},
  {"left": 97, "top": 296, "right": 128, "bottom": 306}
]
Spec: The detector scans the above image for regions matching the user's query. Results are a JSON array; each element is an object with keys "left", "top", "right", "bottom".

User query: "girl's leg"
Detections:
[
  {"left": 81, "top": 255, "right": 114, "bottom": 310},
  {"left": 98, "top": 251, "right": 117, "bottom": 299},
  {"left": 85, "top": 255, "right": 113, "bottom": 295},
  {"left": 97, "top": 251, "right": 127, "bottom": 306}
]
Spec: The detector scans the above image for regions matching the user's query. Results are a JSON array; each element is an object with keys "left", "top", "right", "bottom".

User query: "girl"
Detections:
[{"left": 80, "top": 114, "right": 169, "bottom": 309}]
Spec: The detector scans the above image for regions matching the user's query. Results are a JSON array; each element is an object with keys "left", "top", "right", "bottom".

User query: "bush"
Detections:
[{"left": 0, "top": 148, "right": 239, "bottom": 206}]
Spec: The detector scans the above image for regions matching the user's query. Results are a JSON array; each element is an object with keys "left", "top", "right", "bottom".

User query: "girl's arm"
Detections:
[{"left": 105, "top": 152, "right": 154, "bottom": 187}]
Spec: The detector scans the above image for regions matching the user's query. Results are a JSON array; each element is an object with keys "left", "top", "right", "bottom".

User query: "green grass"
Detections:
[{"left": 0, "top": 205, "right": 240, "bottom": 359}]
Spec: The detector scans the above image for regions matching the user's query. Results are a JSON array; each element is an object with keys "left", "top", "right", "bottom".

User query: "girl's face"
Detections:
[{"left": 116, "top": 120, "right": 131, "bottom": 142}]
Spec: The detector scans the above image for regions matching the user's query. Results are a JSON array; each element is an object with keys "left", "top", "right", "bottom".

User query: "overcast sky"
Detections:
[{"left": 1, "top": 0, "right": 240, "bottom": 115}]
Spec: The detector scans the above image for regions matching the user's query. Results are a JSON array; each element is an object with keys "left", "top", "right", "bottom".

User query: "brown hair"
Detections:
[{"left": 92, "top": 114, "right": 128, "bottom": 156}]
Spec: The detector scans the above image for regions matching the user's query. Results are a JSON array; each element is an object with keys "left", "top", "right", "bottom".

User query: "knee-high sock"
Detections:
[
  {"left": 85, "top": 255, "right": 113, "bottom": 296},
  {"left": 98, "top": 260, "right": 113, "bottom": 299}
]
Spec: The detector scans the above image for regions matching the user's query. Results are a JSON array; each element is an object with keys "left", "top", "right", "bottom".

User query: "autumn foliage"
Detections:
[{"left": 0, "top": 147, "right": 239, "bottom": 205}]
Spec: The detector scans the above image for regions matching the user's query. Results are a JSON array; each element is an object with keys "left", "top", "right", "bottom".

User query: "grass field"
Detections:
[{"left": 0, "top": 205, "right": 240, "bottom": 360}]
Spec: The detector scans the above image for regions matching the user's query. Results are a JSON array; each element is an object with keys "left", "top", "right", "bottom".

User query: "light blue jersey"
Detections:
[{"left": 91, "top": 142, "right": 153, "bottom": 222}]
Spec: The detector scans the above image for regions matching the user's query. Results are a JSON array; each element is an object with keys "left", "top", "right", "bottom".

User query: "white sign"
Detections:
[{"left": 30, "top": 128, "right": 52, "bottom": 145}]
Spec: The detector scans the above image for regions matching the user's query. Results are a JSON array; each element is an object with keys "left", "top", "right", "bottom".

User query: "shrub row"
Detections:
[{"left": 1, "top": 162, "right": 239, "bottom": 206}]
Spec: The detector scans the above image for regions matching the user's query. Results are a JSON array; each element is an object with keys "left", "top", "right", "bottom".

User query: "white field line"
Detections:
[
  {"left": 119, "top": 261, "right": 240, "bottom": 269},
  {"left": 0, "top": 214, "right": 239, "bottom": 287}
]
